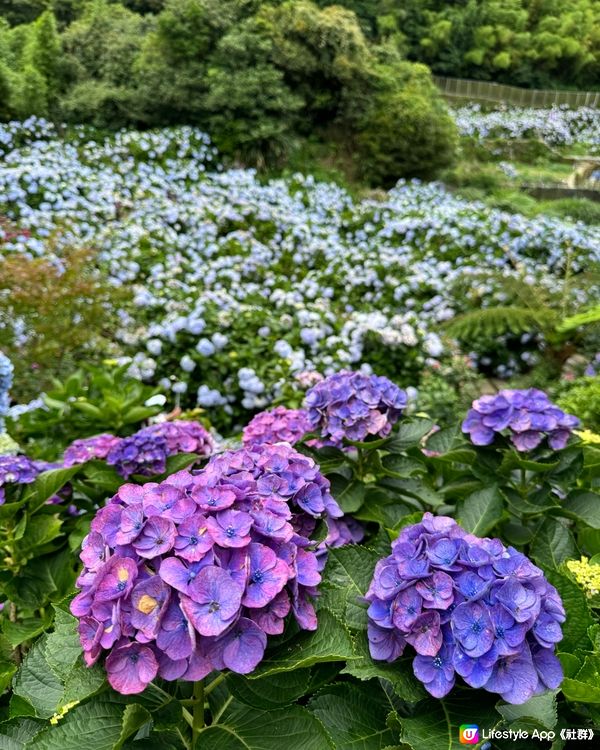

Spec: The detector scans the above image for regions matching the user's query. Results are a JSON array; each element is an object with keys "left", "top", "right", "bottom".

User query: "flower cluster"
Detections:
[
  {"left": 102, "top": 420, "right": 214, "bottom": 478},
  {"left": 72, "top": 442, "right": 340, "bottom": 694},
  {"left": 462, "top": 388, "right": 579, "bottom": 451},
  {"left": 305, "top": 371, "right": 407, "bottom": 446},
  {"left": 0, "top": 454, "right": 41, "bottom": 504},
  {"left": 242, "top": 406, "right": 312, "bottom": 448},
  {"left": 566, "top": 557, "right": 600, "bottom": 599},
  {"left": 63, "top": 434, "right": 121, "bottom": 467},
  {"left": 366, "top": 513, "right": 564, "bottom": 704},
  {"left": 143, "top": 420, "right": 214, "bottom": 456}
]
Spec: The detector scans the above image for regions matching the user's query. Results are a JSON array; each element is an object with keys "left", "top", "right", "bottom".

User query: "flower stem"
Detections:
[
  {"left": 204, "top": 673, "right": 226, "bottom": 695},
  {"left": 192, "top": 680, "right": 205, "bottom": 747}
]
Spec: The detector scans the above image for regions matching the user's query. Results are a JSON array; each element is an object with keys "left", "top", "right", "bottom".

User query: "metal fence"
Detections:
[{"left": 433, "top": 76, "right": 600, "bottom": 108}]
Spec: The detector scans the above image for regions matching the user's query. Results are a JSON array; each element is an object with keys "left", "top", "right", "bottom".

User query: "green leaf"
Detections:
[
  {"left": 23, "top": 468, "right": 81, "bottom": 513},
  {"left": 457, "top": 485, "right": 503, "bottom": 535},
  {"left": 311, "top": 446, "right": 347, "bottom": 474},
  {"left": 559, "top": 491, "right": 600, "bottom": 529},
  {"left": 12, "top": 637, "right": 64, "bottom": 719},
  {"left": 114, "top": 704, "right": 151, "bottom": 750},
  {"left": 0, "top": 718, "right": 45, "bottom": 750},
  {"left": 250, "top": 610, "right": 355, "bottom": 678},
  {"left": 561, "top": 654, "right": 600, "bottom": 703},
  {"left": 308, "top": 682, "right": 397, "bottom": 750},
  {"left": 198, "top": 702, "right": 333, "bottom": 750},
  {"left": 341, "top": 636, "right": 425, "bottom": 704},
  {"left": 227, "top": 670, "right": 312, "bottom": 709},
  {"left": 387, "top": 419, "right": 435, "bottom": 452},
  {"left": 329, "top": 475, "right": 366, "bottom": 513},
  {"left": 15, "top": 516, "right": 63, "bottom": 560},
  {"left": 44, "top": 607, "right": 83, "bottom": 680},
  {"left": 151, "top": 453, "right": 200, "bottom": 480},
  {"left": 398, "top": 693, "right": 499, "bottom": 750},
  {"left": 496, "top": 691, "right": 558, "bottom": 731},
  {"left": 530, "top": 519, "right": 578, "bottom": 570},
  {"left": 423, "top": 424, "right": 460, "bottom": 455},
  {"left": 323, "top": 546, "right": 380, "bottom": 629},
  {"left": 24, "top": 698, "right": 127, "bottom": 750},
  {"left": 546, "top": 569, "right": 594, "bottom": 653},
  {"left": 3, "top": 616, "right": 51, "bottom": 649},
  {"left": 80, "top": 462, "right": 122, "bottom": 494},
  {"left": 380, "top": 455, "right": 424, "bottom": 478}
]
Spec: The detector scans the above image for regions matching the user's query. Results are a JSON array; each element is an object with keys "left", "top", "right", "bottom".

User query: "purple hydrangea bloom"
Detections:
[
  {"left": 305, "top": 370, "right": 407, "bottom": 446},
  {"left": 366, "top": 513, "right": 565, "bottom": 704},
  {"left": 106, "top": 432, "right": 169, "bottom": 478},
  {"left": 63, "top": 434, "right": 121, "bottom": 467},
  {"left": 73, "top": 442, "right": 335, "bottom": 693},
  {"left": 242, "top": 406, "right": 312, "bottom": 448},
  {"left": 0, "top": 454, "right": 41, "bottom": 504},
  {"left": 141, "top": 420, "right": 214, "bottom": 457},
  {"left": 462, "top": 388, "right": 579, "bottom": 452}
]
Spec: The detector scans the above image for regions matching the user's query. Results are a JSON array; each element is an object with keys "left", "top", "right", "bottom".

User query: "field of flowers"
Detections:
[{"left": 1, "top": 108, "right": 600, "bottom": 750}]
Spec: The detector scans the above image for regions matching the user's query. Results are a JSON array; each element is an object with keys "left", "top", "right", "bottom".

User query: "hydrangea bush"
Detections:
[
  {"left": 71, "top": 442, "right": 339, "bottom": 693},
  {"left": 366, "top": 513, "right": 564, "bottom": 703}
]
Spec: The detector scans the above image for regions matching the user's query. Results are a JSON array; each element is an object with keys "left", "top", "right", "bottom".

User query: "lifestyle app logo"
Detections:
[{"left": 459, "top": 725, "right": 479, "bottom": 744}]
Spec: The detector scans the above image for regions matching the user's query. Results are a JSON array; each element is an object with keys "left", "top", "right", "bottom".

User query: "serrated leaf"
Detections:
[
  {"left": 44, "top": 608, "right": 83, "bottom": 680},
  {"left": 12, "top": 637, "right": 63, "bottom": 719},
  {"left": 0, "top": 718, "right": 45, "bottom": 750},
  {"left": 324, "top": 546, "right": 380, "bottom": 629},
  {"left": 341, "top": 636, "right": 425, "bottom": 704},
  {"left": 197, "top": 702, "right": 333, "bottom": 750},
  {"left": 457, "top": 485, "right": 503, "bottom": 536},
  {"left": 308, "top": 682, "right": 397, "bottom": 750},
  {"left": 250, "top": 610, "right": 355, "bottom": 678},
  {"left": 3, "top": 616, "right": 52, "bottom": 649},
  {"left": 328, "top": 475, "right": 366, "bottom": 513},
  {"left": 24, "top": 468, "right": 81, "bottom": 513},
  {"left": 227, "top": 669, "right": 311, "bottom": 709},
  {"left": 24, "top": 698, "right": 126, "bottom": 750},
  {"left": 388, "top": 420, "right": 435, "bottom": 452},
  {"left": 559, "top": 491, "right": 600, "bottom": 529},
  {"left": 398, "top": 693, "right": 499, "bottom": 750},
  {"left": 497, "top": 691, "right": 558, "bottom": 730},
  {"left": 545, "top": 569, "right": 594, "bottom": 653},
  {"left": 423, "top": 424, "right": 460, "bottom": 455},
  {"left": 114, "top": 704, "right": 151, "bottom": 750},
  {"left": 530, "top": 519, "right": 578, "bottom": 570}
]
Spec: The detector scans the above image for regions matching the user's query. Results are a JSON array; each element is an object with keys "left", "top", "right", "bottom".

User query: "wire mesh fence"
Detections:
[{"left": 433, "top": 76, "right": 600, "bottom": 108}]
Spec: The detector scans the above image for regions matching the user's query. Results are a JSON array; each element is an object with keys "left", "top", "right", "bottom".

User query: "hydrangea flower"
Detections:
[
  {"left": 462, "top": 388, "right": 579, "bottom": 452},
  {"left": 73, "top": 442, "right": 339, "bottom": 693},
  {"left": 366, "top": 513, "right": 565, "bottom": 704},
  {"left": 305, "top": 371, "right": 407, "bottom": 446},
  {"left": 0, "top": 454, "right": 41, "bottom": 504},
  {"left": 142, "top": 420, "right": 214, "bottom": 457},
  {"left": 63, "top": 434, "right": 121, "bottom": 467},
  {"left": 242, "top": 406, "right": 312, "bottom": 448},
  {"left": 106, "top": 432, "right": 169, "bottom": 478}
]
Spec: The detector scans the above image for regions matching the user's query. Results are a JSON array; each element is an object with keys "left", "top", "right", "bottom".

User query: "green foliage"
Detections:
[
  {"left": 7, "top": 364, "right": 164, "bottom": 459},
  {"left": 557, "top": 376, "right": 600, "bottom": 432}
]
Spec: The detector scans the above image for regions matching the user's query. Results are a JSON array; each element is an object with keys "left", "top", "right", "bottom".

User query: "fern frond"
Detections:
[
  {"left": 558, "top": 305, "right": 600, "bottom": 333},
  {"left": 445, "top": 306, "right": 555, "bottom": 340}
]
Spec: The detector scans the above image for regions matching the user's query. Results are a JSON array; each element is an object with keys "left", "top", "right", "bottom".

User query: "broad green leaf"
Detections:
[
  {"left": 12, "top": 637, "right": 63, "bottom": 719},
  {"left": 24, "top": 468, "right": 81, "bottom": 513},
  {"left": 379, "top": 478, "right": 443, "bottom": 508},
  {"left": 496, "top": 691, "right": 558, "bottom": 731},
  {"left": 530, "top": 519, "right": 578, "bottom": 570},
  {"left": 341, "top": 636, "right": 425, "bottom": 704},
  {"left": 387, "top": 419, "right": 435, "bottom": 452},
  {"left": 423, "top": 423, "right": 460, "bottom": 455},
  {"left": 308, "top": 682, "right": 397, "bottom": 750},
  {"left": 227, "top": 669, "right": 312, "bottom": 709},
  {"left": 559, "top": 491, "right": 600, "bottom": 529},
  {"left": 197, "top": 702, "right": 333, "bottom": 750},
  {"left": 160, "top": 453, "right": 200, "bottom": 477},
  {"left": 114, "top": 704, "right": 151, "bottom": 750},
  {"left": 44, "top": 607, "right": 83, "bottom": 680},
  {"left": 398, "top": 693, "right": 499, "bottom": 750},
  {"left": 2, "top": 616, "right": 51, "bottom": 649},
  {"left": 457, "top": 485, "right": 503, "bottom": 536},
  {"left": 0, "top": 719, "right": 44, "bottom": 750},
  {"left": 323, "top": 546, "right": 380, "bottom": 629},
  {"left": 329, "top": 475, "right": 366, "bottom": 513},
  {"left": 80, "top": 462, "right": 122, "bottom": 494},
  {"left": 561, "top": 654, "right": 600, "bottom": 703},
  {"left": 250, "top": 610, "right": 355, "bottom": 678},
  {"left": 25, "top": 698, "right": 126, "bottom": 750},
  {"left": 381, "top": 455, "right": 424, "bottom": 478},
  {"left": 15, "top": 516, "right": 63, "bottom": 560},
  {"left": 546, "top": 570, "right": 594, "bottom": 653}
]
